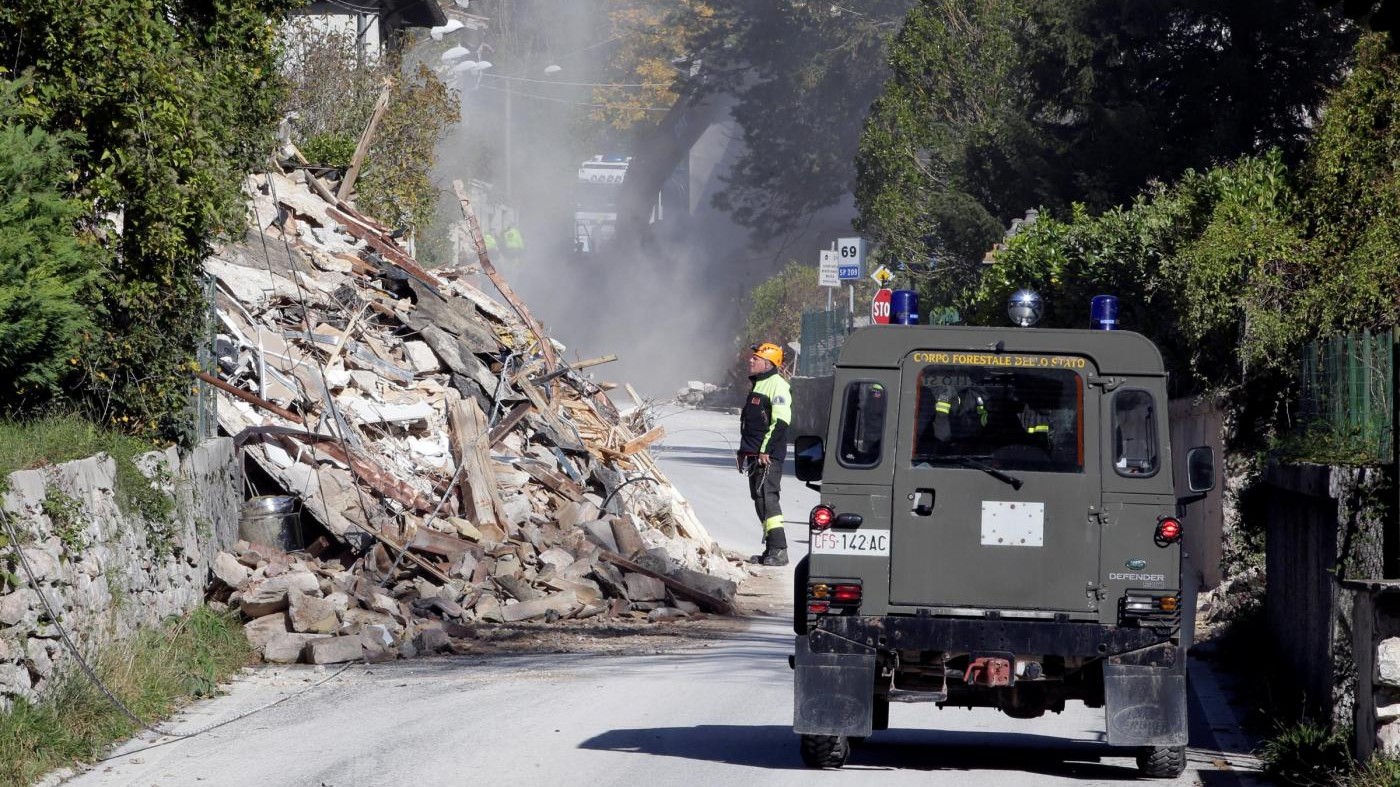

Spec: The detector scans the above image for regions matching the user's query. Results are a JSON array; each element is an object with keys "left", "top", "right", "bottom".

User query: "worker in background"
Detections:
[
  {"left": 737, "top": 342, "right": 792, "bottom": 566},
  {"left": 483, "top": 230, "right": 499, "bottom": 257},
  {"left": 503, "top": 224, "right": 524, "bottom": 262}
]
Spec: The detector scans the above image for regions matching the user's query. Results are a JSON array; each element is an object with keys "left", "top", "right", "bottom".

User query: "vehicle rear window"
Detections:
[
  {"left": 837, "top": 381, "right": 887, "bottom": 468},
  {"left": 912, "top": 364, "right": 1084, "bottom": 473},
  {"left": 1113, "top": 389, "right": 1159, "bottom": 477}
]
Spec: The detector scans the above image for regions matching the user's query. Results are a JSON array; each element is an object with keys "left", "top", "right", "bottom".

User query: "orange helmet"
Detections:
[{"left": 751, "top": 342, "right": 783, "bottom": 368}]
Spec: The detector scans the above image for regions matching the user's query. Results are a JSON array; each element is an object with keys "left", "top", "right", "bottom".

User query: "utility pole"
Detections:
[{"left": 503, "top": 83, "right": 513, "bottom": 201}]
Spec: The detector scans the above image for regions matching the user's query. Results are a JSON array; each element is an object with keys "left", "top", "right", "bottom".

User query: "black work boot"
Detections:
[{"left": 749, "top": 528, "right": 789, "bottom": 567}]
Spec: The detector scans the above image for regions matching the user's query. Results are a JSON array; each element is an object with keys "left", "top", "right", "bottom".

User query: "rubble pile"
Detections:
[{"left": 204, "top": 170, "right": 742, "bottom": 663}]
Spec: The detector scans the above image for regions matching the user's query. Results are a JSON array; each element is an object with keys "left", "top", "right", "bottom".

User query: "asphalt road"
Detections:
[{"left": 59, "top": 406, "right": 1266, "bottom": 787}]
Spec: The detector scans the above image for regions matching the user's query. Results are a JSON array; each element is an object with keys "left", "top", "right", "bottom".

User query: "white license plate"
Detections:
[{"left": 811, "top": 529, "right": 891, "bottom": 556}]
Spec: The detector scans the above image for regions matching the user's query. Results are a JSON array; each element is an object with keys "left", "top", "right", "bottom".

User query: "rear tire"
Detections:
[
  {"left": 799, "top": 734, "right": 850, "bottom": 769},
  {"left": 1136, "top": 745, "right": 1186, "bottom": 778}
]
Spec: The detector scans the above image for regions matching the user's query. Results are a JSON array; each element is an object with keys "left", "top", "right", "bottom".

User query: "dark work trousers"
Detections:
[{"left": 746, "top": 458, "right": 783, "bottom": 527}]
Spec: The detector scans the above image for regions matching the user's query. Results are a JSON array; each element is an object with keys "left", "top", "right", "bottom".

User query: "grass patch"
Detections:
[
  {"left": 0, "top": 414, "right": 177, "bottom": 531},
  {"left": 0, "top": 606, "right": 251, "bottom": 786},
  {"left": 1259, "top": 719, "right": 1352, "bottom": 786}
]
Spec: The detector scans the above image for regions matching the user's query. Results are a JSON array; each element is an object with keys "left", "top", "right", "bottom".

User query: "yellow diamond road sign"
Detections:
[{"left": 871, "top": 265, "right": 894, "bottom": 286}]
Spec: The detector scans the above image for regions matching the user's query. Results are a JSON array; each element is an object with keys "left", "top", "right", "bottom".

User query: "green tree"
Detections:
[
  {"left": 0, "top": 81, "right": 105, "bottom": 405},
  {"left": 1301, "top": 33, "right": 1400, "bottom": 335},
  {"left": 0, "top": 0, "right": 298, "bottom": 437},
  {"left": 742, "top": 260, "right": 828, "bottom": 351},
  {"left": 856, "top": 0, "right": 1353, "bottom": 307}
]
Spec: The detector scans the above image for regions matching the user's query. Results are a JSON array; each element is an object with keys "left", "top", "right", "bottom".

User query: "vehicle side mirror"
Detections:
[
  {"left": 1186, "top": 446, "right": 1215, "bottom": 493},
  {"left": 795, "top": 435, "right": 825, "bottom": 484}
]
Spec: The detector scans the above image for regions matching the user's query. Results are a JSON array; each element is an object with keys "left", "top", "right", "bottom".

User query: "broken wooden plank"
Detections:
[
  {"left": 337, "top": 81, "right": 392, "bottom": 201},
  {"left": 621, "top": 425, "right": 665, "bottom": 457},
  {"left": 445, "top": 389, "right": 507, "bottom": 529},
  {"left": 486, "top": 401, "right": 533, "bottom": 448},
  {"left": 327, "top": 206, "right": 444, "bottom": 293},
  {"left": 451, "top": 179, "right": 558, "bottom": 371},
  {"left": 572, "top": 354, "right": 618, "bottom": 370},
  {"left": 515, "top": 459, "right": 585, "bottom": 502},
  {"left": 408, "top": 526, "right": 482, "bottom": 560},
  {"left": 598, "top": 551, "right": 734, "bottom": 615}
]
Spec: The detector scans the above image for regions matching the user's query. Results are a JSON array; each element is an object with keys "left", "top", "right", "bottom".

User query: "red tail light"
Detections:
[
  {"left": 832, "top": 584, "right": 862, "bottom": 603},
  {"left": 1156, "top": 517, "right": 1183, "bottom": 545},
  {"left": 810, "top": 504, "right": 834, "bottom": 531}
]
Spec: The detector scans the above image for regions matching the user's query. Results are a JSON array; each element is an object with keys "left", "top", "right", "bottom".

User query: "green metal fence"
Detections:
[
  {"left": 798, "top": 307, "right": 849, "bottom": 378},
  {"left": 1297, "top": 329, "right": 1395, "bottom": 463}
]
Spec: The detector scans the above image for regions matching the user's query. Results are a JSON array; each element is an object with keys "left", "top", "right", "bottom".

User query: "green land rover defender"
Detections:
[{"left": 791, "top": 325, "right": 1215, "bottom": 778}]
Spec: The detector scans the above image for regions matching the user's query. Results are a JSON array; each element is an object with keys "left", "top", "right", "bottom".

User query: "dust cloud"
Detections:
[{"left": 425, "top": 1, "right": 848, "bottom": 399}]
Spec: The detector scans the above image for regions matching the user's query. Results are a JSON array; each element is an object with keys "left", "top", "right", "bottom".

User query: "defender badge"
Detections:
[{"left": 1126, "top": 559, "right": 1147, "bottom": 570}]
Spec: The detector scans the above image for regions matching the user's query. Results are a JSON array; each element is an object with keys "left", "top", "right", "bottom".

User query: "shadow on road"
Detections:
[{"left": 579, "top": 724, "right": 1152, "bottom": 779}]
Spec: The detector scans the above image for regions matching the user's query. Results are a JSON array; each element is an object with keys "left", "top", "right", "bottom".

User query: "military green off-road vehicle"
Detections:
[{"left": 791, "top": 325, "right": 1214, "bottom": 778}]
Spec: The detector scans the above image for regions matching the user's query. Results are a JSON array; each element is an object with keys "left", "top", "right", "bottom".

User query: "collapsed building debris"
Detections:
[{"left": 203, "top": 167, "right": 743, "bottom": 663}]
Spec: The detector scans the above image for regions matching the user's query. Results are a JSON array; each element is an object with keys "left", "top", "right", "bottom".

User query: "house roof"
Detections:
[{"left": 380, "top": 0, "right": 447, "bottom": 29}]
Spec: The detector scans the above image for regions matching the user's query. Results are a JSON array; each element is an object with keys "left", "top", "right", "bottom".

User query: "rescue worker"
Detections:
[
  {"left": 738, "top": 342, "right": 792, "bottom": 566},
  {"left": 483, "top": 231, "right": 499, "bottom": 255},
  {"left": 503, "top": 224, "right": 525, "bottom": 257}
]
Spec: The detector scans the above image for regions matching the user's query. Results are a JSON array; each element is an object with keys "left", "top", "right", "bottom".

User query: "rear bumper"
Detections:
[{"left": 809, "top": 615, "right": 1173, "bottom": 658}]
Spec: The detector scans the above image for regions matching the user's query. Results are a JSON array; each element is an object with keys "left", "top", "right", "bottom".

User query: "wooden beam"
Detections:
[
  {"left": 327, "top": 206, "right": 444, "bottom": 293},
  {"left": 486, "top": 401, "right": 533, "bottom": 448},
  {"left": 197, "top": 372, "right": 302, "bottom": 424},
  {"left": 337, "top": 81, "right": 392, "bottom": 201},
  {"left": 450, "top": 179, "right": 558, "bottom": 371},
  {"left": 571, "top": 354, "right": 618, "bottom": 370},
  {"left": 599, "top": 551, "right": 734, "bottom": 615},
  {"left": 446, "top": 389, "right": 506, "bottom": 528}
]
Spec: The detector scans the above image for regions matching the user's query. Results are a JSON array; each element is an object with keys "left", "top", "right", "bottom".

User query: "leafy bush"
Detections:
[
  {"left": 300, "top": 131, "right": 358, "bottom": 169},
  {"left": 0, "top": 0, "right": 299, "bottom": 440},
  {"left": 0, "top": 80, "right": 104, "bottom": 406}
]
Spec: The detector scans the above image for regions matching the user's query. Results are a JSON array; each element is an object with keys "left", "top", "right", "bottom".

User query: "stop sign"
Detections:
[{"left": 871, "top": 288, "right": 893, "bottom": 324}]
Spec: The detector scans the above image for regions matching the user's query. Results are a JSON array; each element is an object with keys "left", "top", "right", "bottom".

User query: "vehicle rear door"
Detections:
[{"left": 889, "top": 350, "right": 1102, "bottom": 614}]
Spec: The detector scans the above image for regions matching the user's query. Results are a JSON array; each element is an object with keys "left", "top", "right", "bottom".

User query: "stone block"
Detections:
[
  {"left": 538, "top": 548, "right": 575, "bottom": 572},
  {"left": 634, "top": 552, "right": 738, "bottom": 605},
  {"left": 501, "top": 590, "right": 578, "bottom": 622},
  {"left": 0, "top": 589, "right": 38, "bottom": 627},
  {"left": 577, "top": 519, "right": 619, "bottom": 553},
  {"left": 263, "top": 633, "right": 329, "bottom": 664},
  {"left": 19, "top": 547, "right": 60, "bottom": 583},
  {"left": 213, "top": 552, "right": 252, "bottom": 589},
  {"left": 240, "top": 585, "right": 291, "bottom": 618},
  {"left": 243, "top": 614, "right": 290, "bottom": 651},
  {"left": 417, "top": 627, "right": 452, "bottom": 654},
  {"left": 403, "top": 340, "right": 441, "bottom": 374},
  {"left": 624, "top": 574, "right": 666, "bottom": 603},
  {"left": 360, "top": 625, "right": 397, "bottom": 663},
  {"left": 648, "top": 606, "right": 690, "bottom": 622},
  {"left": 1380, "top": 638, "right": 1400, "bottom": 686},
  {"left": 500, "top": 494, "right": 533, "bottom": 528},
  {"left": 308, "top": 636, "right": 364, "bottom": 665},
  {"left": 473, "top": 594, "right": 504, "bottom": 623},
  {"left": 288, "top": 589, "right": 339, "bottom": 634},
  {"left": 1382, "top": 720, "right": 1400, "bottom": 756}
]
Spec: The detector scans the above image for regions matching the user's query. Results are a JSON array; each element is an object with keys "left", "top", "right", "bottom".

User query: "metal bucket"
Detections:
[{"left": 239, "top": 495, "right": 303, "bottom": 552}]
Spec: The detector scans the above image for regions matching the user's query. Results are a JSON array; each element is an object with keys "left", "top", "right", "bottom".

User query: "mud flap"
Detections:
[
  {"left": 793, "top": 636, "right": 875, "bottom": 737},
  {"left": 1103, "top": 663, "right": 1187, "bottom": 747}
]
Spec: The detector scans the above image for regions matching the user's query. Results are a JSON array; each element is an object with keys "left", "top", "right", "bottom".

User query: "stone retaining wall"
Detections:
[{"left": 0, "top": 438, "right": 241, "bottom": 709}]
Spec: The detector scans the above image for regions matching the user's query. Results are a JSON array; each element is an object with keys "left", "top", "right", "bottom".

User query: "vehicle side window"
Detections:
[
  {"left": 1113, "top": 389, "right": 1159, "bottom": 477},
  {"left": 837, "top": 381, "right": 887, "bottom": 468}
]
